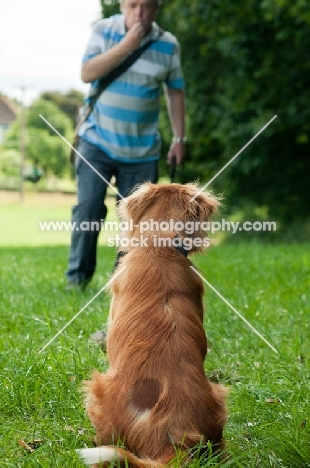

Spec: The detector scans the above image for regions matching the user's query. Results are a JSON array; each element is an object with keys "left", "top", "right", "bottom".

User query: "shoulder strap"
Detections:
[{"left": 83, "top": 29, "right": 164, "bottom": 121}]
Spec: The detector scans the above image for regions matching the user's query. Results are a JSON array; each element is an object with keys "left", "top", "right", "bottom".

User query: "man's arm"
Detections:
[
  {"left": 81, "top": 22, "right": 146, "bottom": 83},
  {"left": 164, "top": 87, "right": 186, "bottom": 165}
]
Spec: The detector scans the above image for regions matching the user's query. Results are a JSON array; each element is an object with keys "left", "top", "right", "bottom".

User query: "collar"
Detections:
[
  {"left": 117, "top": 235, "right": 188, "bottom": 259},
  {"left": 172, "top": 234, "right": 188, "bottom": 257}
]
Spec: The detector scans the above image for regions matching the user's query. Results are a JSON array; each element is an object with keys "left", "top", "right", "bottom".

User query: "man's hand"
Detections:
[
  {"left": 122, "top": 21, "right": 146, "bottom": 51},
  {"left": 81, "top": 22, "right": 145, "bottom": 83},
  {"left": 167, "top": 141, "right": 185, "bottom": 166}
]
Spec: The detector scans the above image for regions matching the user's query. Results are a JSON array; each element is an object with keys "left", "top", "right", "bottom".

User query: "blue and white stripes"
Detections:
[{"left": 79, "top": 15, "right": 184, "bottom": 163}]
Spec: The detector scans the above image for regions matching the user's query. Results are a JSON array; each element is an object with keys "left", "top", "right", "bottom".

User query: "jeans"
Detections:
[{"left": 66, "top": 138, "right": 159, "bottom": 282}]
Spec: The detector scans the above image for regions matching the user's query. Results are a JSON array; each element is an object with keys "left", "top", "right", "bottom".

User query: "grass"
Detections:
[
  {"left": 0, "top": 192, "right": 310, "bottom": 467},
  {"left": 0, "top": 191, "right": 119, "bottom": 246},
  {"left": 1, "top": 244, "right": 309, "bottom": 467}
]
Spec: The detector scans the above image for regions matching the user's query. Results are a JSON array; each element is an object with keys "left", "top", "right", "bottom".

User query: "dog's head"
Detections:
[{"left": 117, "top": 182, "right": 221, "bottom": 254}]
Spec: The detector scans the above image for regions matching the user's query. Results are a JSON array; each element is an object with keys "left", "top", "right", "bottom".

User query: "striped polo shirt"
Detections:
[{"left": 78, "top": 14, "right": 184, "bottom": 163}]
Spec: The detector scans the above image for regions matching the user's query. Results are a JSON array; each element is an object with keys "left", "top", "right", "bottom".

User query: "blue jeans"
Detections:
[{"left": 66, "top": 138, "right": 158, "bottom": 282}]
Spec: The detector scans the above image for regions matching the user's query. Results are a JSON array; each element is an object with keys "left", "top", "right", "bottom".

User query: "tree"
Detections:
[
  {"left": 4, "top": 98, "right": 74, "bottom": 177},
  {"left": 100, "top": 0, "right": 119, "bottom": 18},
  {"left": 159, "top": 0, "right": 310, "bottom": 222},
  {"left": 40, "top": 89, "right": 85, "bottom": 126},
  {"left": 98, "top": 0, "right": 310, "bottom": 222}
]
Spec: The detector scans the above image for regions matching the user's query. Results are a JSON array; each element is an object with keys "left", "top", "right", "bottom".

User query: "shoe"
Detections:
[
  {"left": 65, "top": 278, "right": 91, "bottom": 291},
  {"left": 89, "top": 329, "right": 107, "bottom": 350}
]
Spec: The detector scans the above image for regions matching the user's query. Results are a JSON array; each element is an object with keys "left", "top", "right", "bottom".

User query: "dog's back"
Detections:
[{"left": 81, "top": 183, "right": 227, "bottom": 466}]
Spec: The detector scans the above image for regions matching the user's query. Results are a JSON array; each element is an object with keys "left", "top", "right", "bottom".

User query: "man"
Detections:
[{"left": 66, "top": 0, "right": 186, "bottom": 288}]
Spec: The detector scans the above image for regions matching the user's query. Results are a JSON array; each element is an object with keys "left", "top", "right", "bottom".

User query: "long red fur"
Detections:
[{"left": 82, "top": 183, "right": 228, "bottom": 467}]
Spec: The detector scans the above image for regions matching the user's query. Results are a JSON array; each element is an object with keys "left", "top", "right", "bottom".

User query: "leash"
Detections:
[
  {"left": 168, "top": 156, "right": 186, "bottom": 183},
  {"left": 169, "top": 156, "right": 177, "bottom": 183}
]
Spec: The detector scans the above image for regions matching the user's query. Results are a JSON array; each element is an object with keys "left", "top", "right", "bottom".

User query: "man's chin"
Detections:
[{"left": 141, "top": 23, "right": 152, "bottom": 34}]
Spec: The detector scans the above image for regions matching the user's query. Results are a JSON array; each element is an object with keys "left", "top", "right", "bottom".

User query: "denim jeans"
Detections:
[{"left": 66, "top": 138, "right": 158, "bottom": 282}]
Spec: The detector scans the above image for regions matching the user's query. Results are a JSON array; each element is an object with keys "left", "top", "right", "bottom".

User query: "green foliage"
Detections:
[
  {"left": 27, "top": 98, "right": 73, "bottom": 138},
  {"left": 4, "top": 98, "right": 74, "bottom": 177},
  {"left": 0, "top": 147, "right": 19, "bottom": 177},
  {"left": 161, "top": 0, "right": 310, "bottom": 222},
  {"left": 26, "top": 128, "right": 70, "bottom": 177},
  {"left": 100, "top": 0, "right": 119, "bottom": 18},
  {"left": 99, "top": 0, "right": 310, "bottom": 223},
  {"left": 41, "top": 89, "right": 85, "bottom": 126}
]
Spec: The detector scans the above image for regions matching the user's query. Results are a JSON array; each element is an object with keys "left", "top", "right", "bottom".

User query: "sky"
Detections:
[{"left": 0, "top": 0, "right": 102, "bottom": 105}]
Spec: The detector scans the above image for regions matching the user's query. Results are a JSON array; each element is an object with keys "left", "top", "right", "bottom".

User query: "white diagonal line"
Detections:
[
  {"left": 190, "top": 115, "right": 277, "bottom": 201},
  {"left": 39, "top": 114, "right": 126, "bottom": 201},
  {"left": 38, "top": 266, "right": 127, "bottom": 354},
  {"left": 190, "top": 266, "right": 278, "bottom": 354}
]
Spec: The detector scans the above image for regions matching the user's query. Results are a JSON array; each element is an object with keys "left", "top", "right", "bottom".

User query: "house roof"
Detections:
[{"left": 0, "top": 95, "right": 19, "bottom": 125}]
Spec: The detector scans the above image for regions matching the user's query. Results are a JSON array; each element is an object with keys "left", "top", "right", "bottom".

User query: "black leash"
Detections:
[{"left": 169, "top": 156, "right": 177, "bottom": 183}]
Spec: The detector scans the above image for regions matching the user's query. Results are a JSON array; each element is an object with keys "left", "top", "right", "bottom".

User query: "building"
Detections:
[{"left": 0, "top": 95, "right": 19, "bottom": 144}]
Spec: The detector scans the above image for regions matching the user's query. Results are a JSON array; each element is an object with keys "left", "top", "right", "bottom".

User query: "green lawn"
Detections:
[
  {"left": 0, "top": 191, "right": 119, "bottom": 246},
  {"left": 0, "top": 192, "right": 309, "bottom": 467},
  {"left": 1, "top": 243, "right": 309, "bottom": 467}
]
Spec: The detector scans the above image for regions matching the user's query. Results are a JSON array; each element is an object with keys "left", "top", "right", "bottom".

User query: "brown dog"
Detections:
[{"left": 77, "top": 183, "right": 228, "bottom": 467}]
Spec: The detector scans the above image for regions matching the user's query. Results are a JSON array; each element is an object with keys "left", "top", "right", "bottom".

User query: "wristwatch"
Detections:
[{"left": 172, "top": 136, "right": 187, "bottom": 144}]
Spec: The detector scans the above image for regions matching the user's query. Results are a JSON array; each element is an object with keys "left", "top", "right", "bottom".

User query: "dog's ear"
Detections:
[
  {"left": 117, "top": 182, "right": 155, "bottom": 223},
  {"left": 194, "top": 191, "right": 220, "bottom": 221},
  {"left": 186, "top": 184, "right": 221, "bottom": 222}
]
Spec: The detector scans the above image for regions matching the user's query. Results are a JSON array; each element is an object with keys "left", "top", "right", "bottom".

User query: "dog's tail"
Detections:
[{"left": 77, "top": 446, "right": 167, "bottom": 468}]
